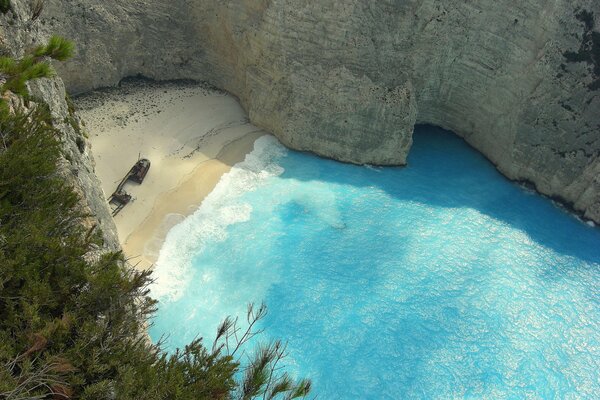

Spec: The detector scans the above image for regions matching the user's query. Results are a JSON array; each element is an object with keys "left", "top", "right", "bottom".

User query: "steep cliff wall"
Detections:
[
  {"left": 3, "top": 0, "right": 599, "bottom": 223},
  {"left": 0, "top": 1, "right": 120, "bottom": 250}
]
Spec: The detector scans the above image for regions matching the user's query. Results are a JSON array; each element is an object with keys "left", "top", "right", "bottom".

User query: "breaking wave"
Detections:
[{"left": 150, "top": 135, "right": 287, "bottom": 302}]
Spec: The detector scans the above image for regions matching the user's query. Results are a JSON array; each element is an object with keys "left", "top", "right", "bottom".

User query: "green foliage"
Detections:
[
  {"left": 0, "top": 35, "right": 75, "bottom": 99},
  {"left": 0, "top": 34, "right": 310, "bottom": 400},
  {"left": 0, "top": 0, "right": 10, "bottom": 14},
  {"left": 0, "top": 104, "right": 311, "bottom": 399},
  {"left": 33, "top": 35, "right": 75, "bottom": 61}
]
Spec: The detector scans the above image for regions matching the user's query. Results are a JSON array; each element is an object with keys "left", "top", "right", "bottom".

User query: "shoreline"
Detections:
[
  {"left": 76, "top": 80, "right": 266, "bottom": 269},
  {"left": 123, "top": 131, "right": 265, "bottom": 270}
]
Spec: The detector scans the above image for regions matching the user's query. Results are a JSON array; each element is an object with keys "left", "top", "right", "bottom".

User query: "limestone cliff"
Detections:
[
  {"left": 2, "top": 0, "right": 599, "bottom": 223},
  {"left": 0, "top": 1, "right": 119, "bottom": 250}
]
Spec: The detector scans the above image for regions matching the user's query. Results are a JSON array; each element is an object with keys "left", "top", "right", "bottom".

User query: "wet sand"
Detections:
[{"left": 76, "top": 80, "right": 265, "bottom": 269}]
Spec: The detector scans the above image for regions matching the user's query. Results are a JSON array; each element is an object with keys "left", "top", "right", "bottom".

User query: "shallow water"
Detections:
[{"left": 150, "top": 126, "right": 600, "bottom": 399}]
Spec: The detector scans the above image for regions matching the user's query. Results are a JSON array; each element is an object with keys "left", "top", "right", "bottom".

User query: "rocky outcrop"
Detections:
[
  {"left": 29, "top": 78, "right": 120, "bottom": 252},
  {"left": 2, "top": 0, "right": 599, "bottom": 223},
  {"left": 0, "top": 1, "right": 120, "bottom": 250},
  {"left": 247, "top": 66, "right": 417, "bottom": 164}
]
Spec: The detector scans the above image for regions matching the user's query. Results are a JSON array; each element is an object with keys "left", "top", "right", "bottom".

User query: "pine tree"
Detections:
[
  {"left": 0, "top": 37, "right": 311, "bottom": 400},
  {"left": 0, "top": 35, "right": 74, "bottom": 99}
]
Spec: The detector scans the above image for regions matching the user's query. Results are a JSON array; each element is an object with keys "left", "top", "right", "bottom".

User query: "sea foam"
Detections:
[
  {"left": 150, "top": 135, "right": 287, "bottom": 302},
  {"left": 150, "top": 127, "right": 600, "bottom": 398}
]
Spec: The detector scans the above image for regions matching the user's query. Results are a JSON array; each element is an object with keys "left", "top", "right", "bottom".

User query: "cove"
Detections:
[{"left": 149, "top": 126, "right": 600, "bottom": 399}]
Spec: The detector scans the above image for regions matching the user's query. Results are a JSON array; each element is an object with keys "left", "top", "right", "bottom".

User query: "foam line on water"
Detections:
[
  {"left": 150, "top": 135, "right": 287, "bottom": 302},
  {"left": 149, "top": 127, "right": 600, "bottom": 397}
]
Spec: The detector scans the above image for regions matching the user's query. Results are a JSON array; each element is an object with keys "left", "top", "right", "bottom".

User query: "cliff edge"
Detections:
[{"left": 2, "top": 0, "right": 599, "bottom": 223}]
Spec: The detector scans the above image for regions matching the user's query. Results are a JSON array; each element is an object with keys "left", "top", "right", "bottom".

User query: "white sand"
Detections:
[{"left": 76, "top": 80, "right": 265, "bottom": 269}]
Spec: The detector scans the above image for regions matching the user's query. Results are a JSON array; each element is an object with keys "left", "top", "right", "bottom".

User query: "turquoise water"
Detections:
[{"left": 150, "top": 126, "right": 600, "bottom": 399}]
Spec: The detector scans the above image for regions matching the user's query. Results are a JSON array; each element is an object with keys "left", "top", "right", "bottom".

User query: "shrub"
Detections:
[
  {"left": 0, "top": 37, "right": 311, "bottom": 399},
  {"left": 0, "top": 0, "right": 10, "bottom": 14},
  {"left": 0, "top": 105, "right": 311, "bottom": 399},
  {"left": 33, "top": 35, "right": 75, "bottom": 61},
  {"left": 0, "top": 36, "right": 75, "bottom": 101}
]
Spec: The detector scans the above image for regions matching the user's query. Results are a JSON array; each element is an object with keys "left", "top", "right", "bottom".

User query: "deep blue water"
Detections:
[{"left": 150, "top": 126, "right": 600, "bottom": 399}]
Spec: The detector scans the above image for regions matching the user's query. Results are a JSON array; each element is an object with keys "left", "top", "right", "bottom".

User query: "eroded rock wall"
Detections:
[
  {"left": 188, "top": 0, "right": 600, "bottom": 222},
  {"left": 0, "top": 1, "right": 120, "bottom": 250},
  {"left": 2, "top": 0, "right": 599, "bottom": 222}
]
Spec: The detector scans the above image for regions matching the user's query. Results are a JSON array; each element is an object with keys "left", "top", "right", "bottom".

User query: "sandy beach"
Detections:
[{"left": 76, "top": 80, "right": 265, "bottom": 269}]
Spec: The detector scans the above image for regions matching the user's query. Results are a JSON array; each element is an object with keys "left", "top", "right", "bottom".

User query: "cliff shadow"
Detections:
[{"left": 275, "top": 125, "right": 600, "bottom": 266}]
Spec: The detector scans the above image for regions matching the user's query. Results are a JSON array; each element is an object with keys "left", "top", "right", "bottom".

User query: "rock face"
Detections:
[
  {"left": 28, "top": 78, "right": 121, "bottom": 253},
  {"left": 2, "top": 0, "right": 599, "bottom": 222},
  {"left": 0, "top": 1, "right": 120, "bottom": 250},
  {"left": 248, "top": 66, "right": 417, "bottom": 164}
]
